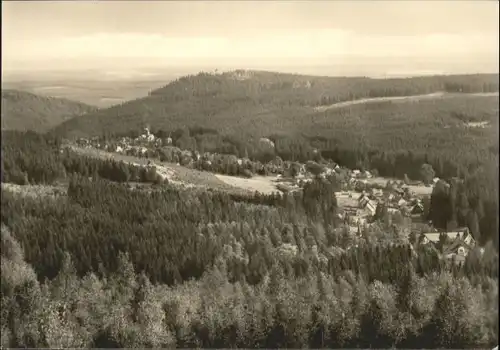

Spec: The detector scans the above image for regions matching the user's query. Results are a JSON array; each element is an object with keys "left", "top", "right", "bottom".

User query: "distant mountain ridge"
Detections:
[
  {"left": 1, "top": 89, "right": 98, "bottom": 133},
  {"left": 51, "top": 70, "right": 499, "bottom": 139}
]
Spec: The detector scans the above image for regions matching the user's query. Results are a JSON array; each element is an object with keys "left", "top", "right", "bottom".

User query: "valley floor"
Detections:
[
  {"left": 67, "top": 145, "right": 263, "bottom": 195},
  {"left": 67, "top": 145, "right": 437, "bottom": 199}
]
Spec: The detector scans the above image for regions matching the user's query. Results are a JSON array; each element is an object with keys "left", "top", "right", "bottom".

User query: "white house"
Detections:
[
  {"left": 462, "top": 231, "right": 476, "bottom": 246},
  {"left": 365, "top": 200, "right": 378, "bottom": 216}
]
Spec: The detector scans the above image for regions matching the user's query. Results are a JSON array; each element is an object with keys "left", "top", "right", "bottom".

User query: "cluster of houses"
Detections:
[
  {"left": 419, "top": 227, "right": 476, "bottom": 264},
  {"left": 75, "top": 127, "right": 348, "bottom": 182},
  {"left": 75, "top": 129, "right": 309, "bottom": 178},
  {"left": 305, "top": 169, "right": 477, "bottom": 263},
  {"left": 76, "top": 127, "right": 172, "bottom": 157},
  {"left": 336, "top": 186, "right": 425, "bottom": 224},
  {"left": 75, "top": 136, "right": 101, "bottom": 149},
  {"left": 384, "top": 191, "right": 425, "bottom": 218}
]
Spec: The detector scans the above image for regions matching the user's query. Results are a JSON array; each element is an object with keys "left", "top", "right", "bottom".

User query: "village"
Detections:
[{"left": 71, "top": 126, "right": 477, "bottom": 264}]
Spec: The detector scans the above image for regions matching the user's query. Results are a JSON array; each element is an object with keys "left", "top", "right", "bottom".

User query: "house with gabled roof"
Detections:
[
  {"left": 365, "top": 200, "right": 378, "bottom": 216},
  {"left": 443, "top": 239, "right": 473, "bottom": 257},
  {"left": 410, "top": 200, "right": 424, "bottom": 215},
  {"left": 442, "top": 236, "right": 477, "bottom": 265},
  {"left": 421, "top": 227, "right": 475, "bottom": 247}
]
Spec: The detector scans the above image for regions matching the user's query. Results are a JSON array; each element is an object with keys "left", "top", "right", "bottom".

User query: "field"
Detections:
[
  {"left": 1, "top": 183, "right": 67, "bottom": 198},
  {"left": 215, "top": 174, "right": 281, "bottom": 194}
]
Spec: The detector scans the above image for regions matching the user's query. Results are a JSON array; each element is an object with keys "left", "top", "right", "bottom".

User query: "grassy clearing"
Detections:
[
  {"left": 160, "top": 164, "right": 252, "bottom": 194},
  {"left": 215, "top": 174, "right": 280, "bottom": 195},
  {"left": 313, "top": 92, "right": 445, "bottom": 112},
  {"left": 1, "top": 183, "right": 67, "bottom": 198},
  {"left": 312, "top": 92, "right": 499, "bottom": 112}
]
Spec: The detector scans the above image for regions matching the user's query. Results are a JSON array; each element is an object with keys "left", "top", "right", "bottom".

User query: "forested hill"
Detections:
[
  {"left": 51, "top": 71, "right": 499, "bottom": 139},
  {"left": 1, "top": 89, "right": 98, "bottom": 133}
]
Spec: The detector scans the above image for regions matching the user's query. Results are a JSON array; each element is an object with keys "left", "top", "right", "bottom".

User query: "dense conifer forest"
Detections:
[
  {"left": 52, "top": 71, "right": 499, "bottom": 139},
  {"left": 1, "top": 130, "right": 498, "bottom": 348}
]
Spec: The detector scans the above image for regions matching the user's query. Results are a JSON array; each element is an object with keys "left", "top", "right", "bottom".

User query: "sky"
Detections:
[{"left": 2, "top": 1, "right": 499, "bottom": 76}]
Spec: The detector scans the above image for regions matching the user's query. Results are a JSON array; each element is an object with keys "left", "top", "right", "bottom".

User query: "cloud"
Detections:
[{"left": 3, "top": 30, "right": 498, "bottom": 66}]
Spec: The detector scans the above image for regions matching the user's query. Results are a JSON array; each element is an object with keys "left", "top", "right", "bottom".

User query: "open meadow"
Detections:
[{"left": 215, "top": 174, "right": 280, "bottom": 195}]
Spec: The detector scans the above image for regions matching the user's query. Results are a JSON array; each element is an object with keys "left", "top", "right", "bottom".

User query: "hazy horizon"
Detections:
[{"left": 2, "top": 1, "right": 499, "bottom": 78}]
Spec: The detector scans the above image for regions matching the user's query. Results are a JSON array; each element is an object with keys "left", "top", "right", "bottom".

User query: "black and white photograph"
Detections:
[{"left": 1, "top": 1, "right": 499, "bottom": 348}]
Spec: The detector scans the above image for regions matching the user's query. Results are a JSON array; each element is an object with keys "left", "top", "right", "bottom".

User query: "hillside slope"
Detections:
[
  {"left": 52, "top": 71, "right": 499, "bottom": 139},
  {"left": 1, "top": 89, "right": 98, "bottom": 132}
]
